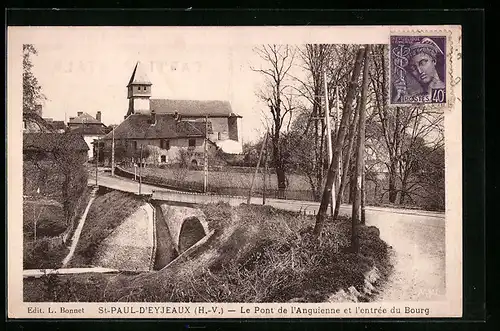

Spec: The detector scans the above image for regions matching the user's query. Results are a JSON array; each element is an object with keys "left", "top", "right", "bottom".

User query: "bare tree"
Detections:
[
  {"left": 23, "top": 44, "right": 52, "bottom": 132},
  {"left": 367, "top": 45, "right": 444, "bottom": 206},
  {"left": 24, "top": 135, "right": 88, "bottom": 224},
  {"left": 284, "top": 44, "right": 360, "bottom": 201},
  {"left": 351, "top": 45, "right": 371, "bottom": 252},
  {"left": 252, "top": 45, "right": 297, "bottom": 198},
  {"left": 23, "top": 44, "right": 46, "bottom": 113},
  {"left": 333, "top": 94, "right": 360, "bottom": 219},
  {"left": 313, "top": 46, "right": 366, "bottom": 238}
]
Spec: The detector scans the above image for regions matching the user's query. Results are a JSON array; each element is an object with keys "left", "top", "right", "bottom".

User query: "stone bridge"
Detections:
[{"left": 92, "top": 187, "right": 211, "bottom": 272}]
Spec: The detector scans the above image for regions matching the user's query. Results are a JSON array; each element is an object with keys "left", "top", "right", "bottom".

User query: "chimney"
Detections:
[
  {"left": 150, "top": 109, "right": 157, "bottom": 125},
  {"left": 35, "top": 105, "right": 42, "bottom": 116},
  {"left": 96, "top": 111, "right": 102, "bottom": 122},
  {"left": 77, "top": 111, "right": 83, "bottom": 117}
]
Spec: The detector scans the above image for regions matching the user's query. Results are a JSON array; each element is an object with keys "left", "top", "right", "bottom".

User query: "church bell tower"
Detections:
[{"left": 126, "top": 61, "right": 152, "bottom": 117}]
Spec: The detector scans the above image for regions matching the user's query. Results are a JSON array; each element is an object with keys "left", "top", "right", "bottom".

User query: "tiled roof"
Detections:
[
  {"left": 23, "top": 133, "right": 89, "bottom": 152},
  {"left": 68, "top": 125, "right": 108, "bottom": 135},
  {"left": 128, "top": 61, "right": 152, "bottom": 86},
  {"left": 150, "top": 99, "right": 241, "bottom": 118},
  {"left": 101, "top": 113, "right": 207, "bottom": 140},
  {"left": 50, "top": 121, "right": 66, "bottom": 131},
  {"left": 68, "top": 112, "right": 103, "bottom": 125}
]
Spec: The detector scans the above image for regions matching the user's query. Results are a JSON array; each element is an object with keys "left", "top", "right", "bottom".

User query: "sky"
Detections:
[
  {"left": 25, "top": 27, "right": 280, "bottom": 143},
  {"left": 12, "top": 26, "right": 454, "bottom": 145}
]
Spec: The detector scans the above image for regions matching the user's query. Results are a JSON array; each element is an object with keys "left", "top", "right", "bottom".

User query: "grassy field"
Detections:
[
  {"left": 24, "top": 203, "right": 392, "bottom": 303},
  {"left": 126, "top": 166, "right": 310, "bottom": 191},
  {"left": 68, "top": 190, "right": 147, "bottom": 268},
  {"left": 123, "top": 166, "right": 316, "bottom": 201}
]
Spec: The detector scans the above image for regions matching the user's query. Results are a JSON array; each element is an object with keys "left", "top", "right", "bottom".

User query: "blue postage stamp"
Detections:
[{"left": 390, "top": 35, "right": 447, "bottom": 105}]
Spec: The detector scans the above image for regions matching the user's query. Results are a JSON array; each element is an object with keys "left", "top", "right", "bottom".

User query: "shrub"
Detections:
[{"left": 23, "top": 237, "right": 68, "bottom": 270}]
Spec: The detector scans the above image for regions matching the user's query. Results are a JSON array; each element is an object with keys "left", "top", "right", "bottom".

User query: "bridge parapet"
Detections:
[{"left": 151, "top": 189, "right": 246, "bottom": 207}]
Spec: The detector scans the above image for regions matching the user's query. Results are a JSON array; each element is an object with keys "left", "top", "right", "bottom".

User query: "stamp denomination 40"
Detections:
[{"left": 390, "top": 35, "right": 447, "bottom": 105}]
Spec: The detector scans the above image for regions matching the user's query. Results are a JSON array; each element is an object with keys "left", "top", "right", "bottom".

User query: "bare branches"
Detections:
[{"left": 251, "top": 44, "right": 298, "bottom": 194}]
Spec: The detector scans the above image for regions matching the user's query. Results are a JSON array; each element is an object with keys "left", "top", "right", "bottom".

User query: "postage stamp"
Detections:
[
  {"left": 389, "top": 35, "right": 448, "bottom": 106},
  {"left": 7, "top": 25, "right": 462, "bottom": 319}
]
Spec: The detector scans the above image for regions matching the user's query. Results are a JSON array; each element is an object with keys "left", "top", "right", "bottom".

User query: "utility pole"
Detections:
[
  {"left": 204, "top": 115, "right": 208, "bottom": 193},
  {"left": 335, "top": 86, "right": 342, "bottom": 205},
  {"left": 351, "top": 45, "right": 371, "bottom": 252},
  {"left": 248, "top": 132, "right": 268, "bottom": 205},
  {"left": 111, "top": 126, "right": 115, "bottom": 177},
  {"left": 361, "top": 166, "right": 366, "bottom": 224},
  {"left": 323, "top": 69, "right": 335, "bottom": 216},
  {"left": 313, "top": 46, "right": 366, "bottom": 238},
  {"left": 139, "top": 144, "right": 143, "bottom": 195},
  {"left": 262, "top": 131, "right": 269, "bottom": 205}
]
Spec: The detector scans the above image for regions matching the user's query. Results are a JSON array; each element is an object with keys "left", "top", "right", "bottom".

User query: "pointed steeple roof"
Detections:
[{"left": 127, "top": 61, "right": 152, "bottom": 86}]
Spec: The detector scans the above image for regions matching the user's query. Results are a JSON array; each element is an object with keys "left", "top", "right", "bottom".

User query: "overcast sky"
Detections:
[
  {"left": 25, "top": 28, "right": 283, "bottom": 143},
  {"left": 14, "top": 26, "right": 444, "bottom": 143}
]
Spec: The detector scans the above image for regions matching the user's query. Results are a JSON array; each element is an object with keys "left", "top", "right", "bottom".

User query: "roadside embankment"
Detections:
[
  {"left": 24, "top": 202, "right": 392, "bottom": 302},
  {"left": 102, "top": 203, "right": 393, "bottom": 303}
]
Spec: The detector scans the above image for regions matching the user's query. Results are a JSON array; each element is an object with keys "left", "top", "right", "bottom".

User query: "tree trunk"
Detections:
[
  {"left": 351, "top": 45, "right": 371, "bottom": 252},
  {"left": 333, "top": 97, "right": 360, "bottom": 219},
  {"left": 361, "top": 167, "right": 366, "bottom": 224},
  {"left": 399, "top": 178, "right": 407, "bottom": 205},
  {"left": 272, "top": 134, "right": 287, "bottom": 199},
  {"left": 313, "top": 46, "right": 366, "bottom": 238},
  {"left": 388, "top": 161, "right": 397, "bottom": 203},
  {"left": 349, "top": 172, "right": 356, "bottom": 204}
]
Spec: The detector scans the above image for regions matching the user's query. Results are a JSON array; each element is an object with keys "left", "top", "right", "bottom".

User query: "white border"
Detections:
[{"left": 7, "top": 25, "right": 462, "bottom": 319}]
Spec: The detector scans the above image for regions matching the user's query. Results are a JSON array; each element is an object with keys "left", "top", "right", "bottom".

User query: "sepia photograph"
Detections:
[{"left": 7, "top": 26, "right": 462, "bottom": 318}]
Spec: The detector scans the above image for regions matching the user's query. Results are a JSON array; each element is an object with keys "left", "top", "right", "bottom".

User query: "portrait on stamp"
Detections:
[{"left": 390, "top": 36, "right": 447, "bottom": 105}]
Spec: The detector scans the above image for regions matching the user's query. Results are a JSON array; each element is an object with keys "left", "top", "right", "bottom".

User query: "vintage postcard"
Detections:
[{"left": 7, "top": 25, "right": 462, "bottom": 319}]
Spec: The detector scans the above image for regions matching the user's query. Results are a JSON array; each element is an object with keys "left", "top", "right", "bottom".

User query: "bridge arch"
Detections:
[
  {"left": 178, "top": 216, "right": 206, "bottom": 254},
  {"left": 157, "top": 204, "right": 210, "bottom": 255}
]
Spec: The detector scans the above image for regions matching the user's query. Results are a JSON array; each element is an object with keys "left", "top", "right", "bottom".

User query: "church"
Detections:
[{"left": 101, "top": 62, "right": 243, "bottom": 166}]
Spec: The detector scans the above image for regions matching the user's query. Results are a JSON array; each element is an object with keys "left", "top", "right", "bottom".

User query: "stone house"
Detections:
[
  {"left": 100, "top": 61, "right": 243, "bottom": 166},
  {"left": 67, "top": 111, "right": 108, "bottom": 159},
  {"left": 100, "top": 112, "right": 218, "bottom": 166}
]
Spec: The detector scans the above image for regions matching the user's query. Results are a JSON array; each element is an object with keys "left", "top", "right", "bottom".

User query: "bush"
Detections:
[{"left": 23, "top": 237, "right": 68, "bottom": 270}]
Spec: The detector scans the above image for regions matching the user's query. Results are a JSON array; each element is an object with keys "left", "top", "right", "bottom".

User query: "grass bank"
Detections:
[
  {"left": 68, "top": 190, "right": 147, "bottom": 268},
  {"left": 25, "top": 203, "right": 392, "bottom": 302}
]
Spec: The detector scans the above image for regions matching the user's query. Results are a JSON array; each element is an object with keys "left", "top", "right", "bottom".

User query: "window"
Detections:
[
  {"left": 133, "top": 141, "right": 137, "bottom": 150},
  {"left": 160, "top": 155, "right": 167, "bottom": 163},
  {"left": 188, "top": 139, "right": 196, "bottom": 148},
  {"left": 137, "top": 86, "right": 141, "bottom": 91},
  {"left": 160, "top": 139, "right": 170, "bottom": 150}
]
